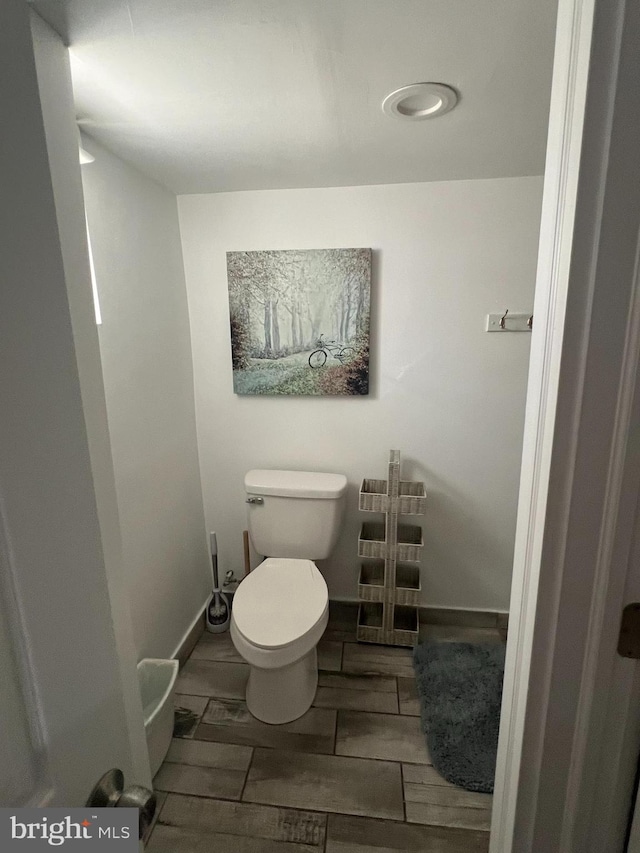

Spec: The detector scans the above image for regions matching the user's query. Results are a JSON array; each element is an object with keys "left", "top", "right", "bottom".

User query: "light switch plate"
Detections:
[{"left": 486, "top": 312, "right": 533, "bottom": 332}]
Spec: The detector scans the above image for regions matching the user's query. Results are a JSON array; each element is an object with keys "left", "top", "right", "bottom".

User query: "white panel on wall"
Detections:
[
  {"left": 0, "top": 593, "right": 37, "bottom": 805},
  {"left": 81, "top": 137, "right": 211, "bottom": 660},
  {"left": 178, "top": 177, "right": 543, "bottom": 612}
]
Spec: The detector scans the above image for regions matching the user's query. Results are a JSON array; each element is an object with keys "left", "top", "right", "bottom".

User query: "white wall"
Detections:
[
  {"left": 81, "top": 137, "right": 211, "bottom": 661},
  {"left": 0, "top": 0, "right": 147, "bottom": 804},
  {"left": 30, "top": 11, "right": 151, "bottom": 787},
  {"left": 179, "top": 177, "right": 543, "bottom": 612}
]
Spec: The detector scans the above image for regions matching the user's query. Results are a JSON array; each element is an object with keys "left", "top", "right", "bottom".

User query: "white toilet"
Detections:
[{"left": 230, "top": 469, "right": 347, "bottom": 724}]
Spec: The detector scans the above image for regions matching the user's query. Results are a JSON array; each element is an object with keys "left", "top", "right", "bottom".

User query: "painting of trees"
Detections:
[{"left": 226, "top": 248, "right": 371, "bottom": 395}]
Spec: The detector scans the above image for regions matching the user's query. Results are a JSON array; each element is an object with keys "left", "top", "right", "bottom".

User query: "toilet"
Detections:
[{"left": 230, "top": 469, "right": 347, "bottom": 724}]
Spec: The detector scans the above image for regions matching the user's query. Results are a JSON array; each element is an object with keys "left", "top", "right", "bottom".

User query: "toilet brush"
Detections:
[{"left": 206, "top": 532, "right": 230, "bottom": 633}]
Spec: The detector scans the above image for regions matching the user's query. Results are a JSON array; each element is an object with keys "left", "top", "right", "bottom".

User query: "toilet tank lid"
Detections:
[{"left": 245, "top": 469, "right": 347, "bottom": 499}]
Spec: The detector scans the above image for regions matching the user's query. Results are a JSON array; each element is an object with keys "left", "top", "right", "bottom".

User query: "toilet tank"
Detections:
[{"left": 245, "top": 469, "right": 347, "bottom": 560}]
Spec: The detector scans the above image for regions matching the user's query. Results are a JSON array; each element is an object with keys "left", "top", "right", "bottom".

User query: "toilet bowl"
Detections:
[{"left": 230, "top": 557, "right": 329, "bottom": 724}]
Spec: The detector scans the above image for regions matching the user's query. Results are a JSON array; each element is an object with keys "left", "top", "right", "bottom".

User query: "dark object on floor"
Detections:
[
  {"left": 173, "top": 707, "right": 200, "bottom": 738},
  {"left": 413, "top": 640, "right": 505, "bottom": 793}
]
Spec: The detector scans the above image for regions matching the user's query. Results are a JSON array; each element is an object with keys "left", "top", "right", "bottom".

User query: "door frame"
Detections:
[{"left": 492, "top": 0, "right": 640, "bottom": 849}]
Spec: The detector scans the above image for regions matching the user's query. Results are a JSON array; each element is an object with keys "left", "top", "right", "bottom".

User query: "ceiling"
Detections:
[{"left": 30, "top": 0, "right": 559, "bottom": 195}]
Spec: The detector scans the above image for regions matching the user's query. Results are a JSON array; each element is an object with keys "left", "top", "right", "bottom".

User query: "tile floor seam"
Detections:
[
  {"left": 238, "top": 747, "right": 254, "bottom": 802},
  {"left": 175, "top": 691, "right": 213, "bottom": 699},
  {"left": 159, "top": 758, "right": 251, "bottom": 772},
  {"left": 179, "top": 739, "right": 421, "bottom": 767},
  {"left": 332, "top": 709, "right": 338, "bottom": 755},
  {"left": 410, "top": 801, "right": 493, "bottom": 813},
  {"left": 240, "top": 743, "right": 414, "bottom": 767},
  {"left": 241, "top": 796, "right": 409, "bottom": 825},
  {"left": 154, "top": 789, "right": 250, "bottom": 805},
  {"left": 318, "top": 670, "right": 401, "bottom": 680},
  {"left": 310, "top": 704, "right": 411, "bottom": 717},
  {"left": 162, "top": 791, "right": 355, "bottom": 823},
  {"left": 325, "top": 811, "right": 409, "bottom": 826},
  {"left": 186, "top": 740, "right": 336, "bottom": 757},
  {"left": 399, "top": 761, "right": 407, "bottom": 823}
]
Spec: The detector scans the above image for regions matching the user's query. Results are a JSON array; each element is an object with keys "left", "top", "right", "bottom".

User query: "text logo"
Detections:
[{"left": 0, "top": 809, "right": 137, "bottom": 849}]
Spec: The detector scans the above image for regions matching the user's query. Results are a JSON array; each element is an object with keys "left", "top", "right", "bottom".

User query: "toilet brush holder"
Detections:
[
  {"left": 206, "top": 532, "right": 230, "bottom": 633},
  {"left": 206, "top": 588, "right": 230, "bottom": 633}
]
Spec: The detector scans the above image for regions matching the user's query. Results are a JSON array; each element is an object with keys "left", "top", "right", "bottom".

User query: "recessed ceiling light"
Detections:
[{"left": 382, "top": 83, "right": 458, "bottom": 121}]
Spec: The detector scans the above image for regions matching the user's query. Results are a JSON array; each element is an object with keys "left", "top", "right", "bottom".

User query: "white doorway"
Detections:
[
  {"left": 493, "top": 0, "right": 640, "bottom": 849},
  {"left": 0, "top": 0, "right": 149, "bottom": 807}
]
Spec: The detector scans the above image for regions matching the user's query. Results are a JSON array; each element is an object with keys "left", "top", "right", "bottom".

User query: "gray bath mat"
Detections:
[{"left": 413, "top": 640, "right": 505, "bottom": 793}]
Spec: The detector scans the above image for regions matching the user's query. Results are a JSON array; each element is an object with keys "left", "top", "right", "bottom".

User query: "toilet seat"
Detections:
[{"left": 232, "top": 558, "right": 328, "bottom": 650}]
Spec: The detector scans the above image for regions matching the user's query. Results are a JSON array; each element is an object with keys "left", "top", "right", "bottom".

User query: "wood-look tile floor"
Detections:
[{"left": 148, "top": 603, "right": 503, "bottom": 853}]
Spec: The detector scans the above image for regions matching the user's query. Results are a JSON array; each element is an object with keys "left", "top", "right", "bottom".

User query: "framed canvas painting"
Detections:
[{"left": 227, "top": 248, "right": 371, "bottom": 396}]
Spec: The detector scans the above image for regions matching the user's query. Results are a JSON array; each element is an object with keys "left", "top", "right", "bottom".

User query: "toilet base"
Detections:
[{"left": 246, "top": 647, "right": 318, "bottom": 724}]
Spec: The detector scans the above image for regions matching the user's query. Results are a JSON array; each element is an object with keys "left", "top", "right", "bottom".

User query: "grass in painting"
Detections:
[
  {"left": 233, "top": 336, "right": 369, "bottom": 396},
  {"left": 233, "top": 360, "right": 322, "bottom": 395}
]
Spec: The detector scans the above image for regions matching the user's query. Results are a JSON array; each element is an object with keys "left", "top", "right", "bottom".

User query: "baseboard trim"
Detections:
[
  {"left": 172, "top": 598, "right": 208, "bottom": 668},
  {"left": 420, "top": 606, "right": 509, "bottom": 631},
  {"left": 329, "top": 599, "right": 509, "bottom": 631}
]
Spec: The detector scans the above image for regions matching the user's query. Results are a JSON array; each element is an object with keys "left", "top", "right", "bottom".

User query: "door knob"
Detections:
[{"left": 86, "top": 769, "right": 156, "bottom": 840}]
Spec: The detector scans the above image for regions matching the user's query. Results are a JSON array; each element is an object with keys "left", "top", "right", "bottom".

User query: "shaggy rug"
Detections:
[{"left": 413, "top": 640, "right": 506, "bottom": 793}]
